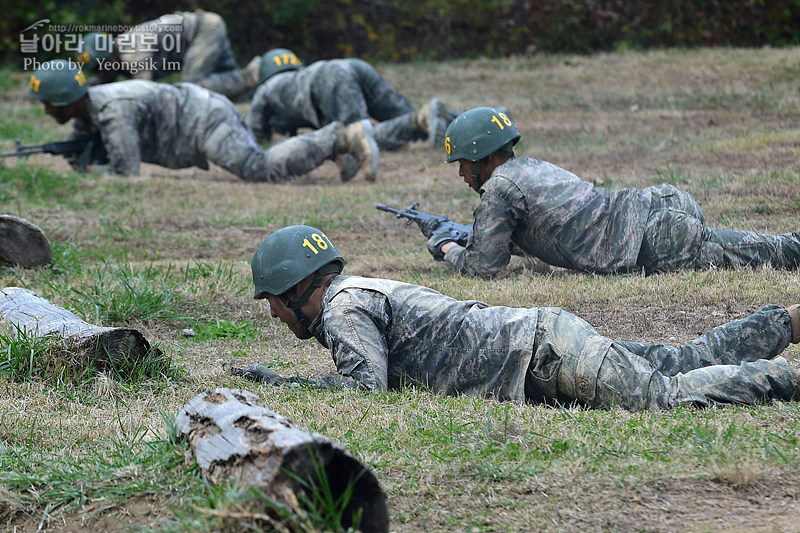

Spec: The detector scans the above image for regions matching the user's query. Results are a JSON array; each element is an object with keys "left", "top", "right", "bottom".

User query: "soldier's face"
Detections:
[
  {"left": 266, "top": 293, "right": 313, "bottom": 339},
  {"left": 457, "top": 159, "right": 481, "bottom": 192},
  {"left": 43, "top": 102, "right": 74, "bottom": 124}
]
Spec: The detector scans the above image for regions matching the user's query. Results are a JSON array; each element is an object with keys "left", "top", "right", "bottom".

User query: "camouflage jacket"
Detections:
[
  {"left": 443, "top": 156, "right": 653, "bottom": 277},
  {"left": 306, "top": 275, "right": 538, "bottom": 401},
  {"left": 67, "top": 80, "right": 234, "bottom": 175},
  {"left": 246, "top": 59, "right": 358, "bottom": 141},
  {"left": 116, "top": 11, "right": 200, "bottom": 81}
]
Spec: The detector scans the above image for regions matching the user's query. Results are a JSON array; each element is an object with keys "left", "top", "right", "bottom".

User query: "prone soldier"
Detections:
[
  {"left": 245, "top": 48, "right": 454, "bottom": 151},
  {"left": 231, "top": 224, "right": 800, "bottom": 411},
  {"left": 426, "top": 106, "right": 800, "bottom": 278},
  {"left": 28, "top": 60, "right": 379, "bottom": 182}
]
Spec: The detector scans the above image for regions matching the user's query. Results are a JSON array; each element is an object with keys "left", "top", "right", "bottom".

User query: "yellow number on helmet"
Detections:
[
  {"left": 445, "top": 136, "right": 451, "bottom": 154},
  {"left": 29, "top": 75, "right": 41, "bottom": 93},
  {"left": 74, "top": 71, "right": 86, "bottom": 86}
]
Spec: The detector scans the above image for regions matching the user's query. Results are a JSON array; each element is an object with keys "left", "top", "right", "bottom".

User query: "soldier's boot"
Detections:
[
  {"left": 335, "top": 119, "right": 379, "bottom": 182},
  {"left": 788, "top": 304, "right": 800, "bottom": 344},
  {"left": 412, "top": 98, "right": 448, "bottom": 148},
  {"left": 241, "top": 55, "right": 262, "bottom": 88},
  {"left": 792, "top": 367, "right": 800, "bottom": 401}
]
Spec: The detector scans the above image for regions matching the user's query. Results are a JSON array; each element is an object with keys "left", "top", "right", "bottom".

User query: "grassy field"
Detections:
[{"left": 2, "top": 46, "right": 800, "bottom": 532}]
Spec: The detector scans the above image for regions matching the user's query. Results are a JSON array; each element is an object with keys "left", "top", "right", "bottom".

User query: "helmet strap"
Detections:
[
  {"left": 472, "top": 159, "right": 484, "bottom": 190},
  {"left": 281, "top": 262, "right": 341, "bottom": 328}
]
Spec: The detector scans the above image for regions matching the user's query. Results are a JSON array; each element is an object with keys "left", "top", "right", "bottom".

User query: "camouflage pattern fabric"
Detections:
[
  {"left": 67, "top": 80, "right": 337, "bottom": 181},
  {"left": 443, "top": 156, "right": 800, "bottom": 277},
  {"left": 246, "top": 58, "right": 420, "bottom": 151},
  {"left": 117, "top": 10, "right": 247, "bottom": 100},
  {"left": 304, "top": 275, "right": 797, "bottom": 410}
]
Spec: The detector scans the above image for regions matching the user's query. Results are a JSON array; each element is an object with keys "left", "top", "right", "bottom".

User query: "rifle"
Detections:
[
  {"left": 1, "top": 135, "right": 108, "bottom": 172},
  {"left": 376, "top": 202, "right": 472, "bottom": 246}
]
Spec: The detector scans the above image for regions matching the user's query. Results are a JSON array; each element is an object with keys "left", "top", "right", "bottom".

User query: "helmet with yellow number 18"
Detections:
[
  {"left": 251, "top": 225, "right": 343, "bottom": 300},
  {"left": 258, "top": 48, "right": 303, "bottom": 84},
  {"left": 28, "top": 59, "right": 88, "bottom": 106},
  {"left": 444, "top": 106, "right": 520, "bottom": 164}
]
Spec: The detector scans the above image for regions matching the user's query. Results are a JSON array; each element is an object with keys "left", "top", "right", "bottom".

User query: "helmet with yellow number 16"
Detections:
[
  {"left": 258, "top": 48, "right": 303, "bottom": 84},
  {"left": 251, "top": 225, "right": 343, "bottom": 300},
  {"left": 444, "top": 106, "right": 520, "bottom": 164}
]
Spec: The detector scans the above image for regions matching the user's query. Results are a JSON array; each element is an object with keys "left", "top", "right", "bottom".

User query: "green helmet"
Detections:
[
  {"left": 444, "top": 106, "right": 520, "bottom": 163},
  {"left": 28, "top": 60, "right": 88, "bottom": 106},
  {"left": 76, "top": 32, "right": 115, "bottom": 70},
  {"left": 258, "top": 48, "right": 303, "bottom": 84},
  {"left": 251, "top": 225, "right": 343, "bottom": 299}
]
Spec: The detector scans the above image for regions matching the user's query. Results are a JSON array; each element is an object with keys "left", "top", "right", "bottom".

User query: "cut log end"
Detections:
[
  {"left": 0, "top": 215, "right": 52, "bottom": 268},
  {"left": 177, "top": 388, "right": 389, "bottom": 533}
]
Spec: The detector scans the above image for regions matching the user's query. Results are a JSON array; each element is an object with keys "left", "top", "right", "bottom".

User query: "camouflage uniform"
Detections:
[
  {"left": 442, "top": 156, "right": 800, "bottom": 277},
  {"left": 67, "top": 80, "right": 340, "bottom": 181},
  {"left": 246, "top": 59, "right": 425, "bottom": 151},
  {"left": 117, "top": 10, "right": 247, "bottom": 100},
  {"left": 303, "top": 275, "right": 797, "bottom": 410}
]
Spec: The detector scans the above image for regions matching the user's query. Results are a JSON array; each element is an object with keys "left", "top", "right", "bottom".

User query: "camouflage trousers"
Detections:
[
  {"left": 637, "top": 184, "right": 800, "bottom": 272},
  {"left": 181, "top": 12, "right": 247, "bottom": 101},
  {"left": 314, "top": 59, "right": 420, "bottom": 151},
  {"left": 526, "top": 305, "right": 796, "bottom": 410},
  {"left": 205, "top": 108, "right": 336, "bottom": 182}
]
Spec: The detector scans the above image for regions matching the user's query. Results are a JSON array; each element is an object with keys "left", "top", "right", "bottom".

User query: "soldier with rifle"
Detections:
[
  {"left": 27, "top": 59, "right": 379, "bottom": 182},
  {"left": 412, "top": 106, "right": 800, "bottom": 278}
]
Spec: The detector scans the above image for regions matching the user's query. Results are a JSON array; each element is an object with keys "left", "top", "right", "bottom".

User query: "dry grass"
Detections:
[{"left": 2, "top": 46, "right": 800, "bottom": 532}]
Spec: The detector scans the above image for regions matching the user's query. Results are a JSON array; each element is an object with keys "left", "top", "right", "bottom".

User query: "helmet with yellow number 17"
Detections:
[
  {"left": 444, "top": 106, "right": 520, "bottom": 163},
  {"left": 258, "top": 48, "right": 303, "bottom": 84}
]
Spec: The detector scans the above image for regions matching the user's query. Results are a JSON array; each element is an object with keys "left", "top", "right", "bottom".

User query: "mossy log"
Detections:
[
  {"left": 0, "top": 215, "right": 52, "bottom": 268},
  {"left": 0, "top": 287, "right": 156, "bottom": 369},
  {"left": 176, "top": 387, "right": 389, "bottom": 533}
]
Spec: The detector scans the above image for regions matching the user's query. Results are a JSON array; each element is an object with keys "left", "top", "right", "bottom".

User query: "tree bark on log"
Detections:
[
  {"left": 0, "top": 287, "right": 156, "bottom": 370},
  {"left": 0, "top": 215, "right": 52, "bottom": 268},
  {"left": 176, "top": 388, "right": 389, "bottom": 533}
]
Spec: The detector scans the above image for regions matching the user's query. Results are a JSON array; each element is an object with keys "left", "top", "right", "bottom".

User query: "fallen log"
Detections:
[
  {"left": 176, "top": 388, "right": 389, "bottom": 533},
  {"left": 0, "top": 287, "right": 156, "bottom": 370},
  {"left": 0, "top": 214, "right": 52, "bottom": 268}
]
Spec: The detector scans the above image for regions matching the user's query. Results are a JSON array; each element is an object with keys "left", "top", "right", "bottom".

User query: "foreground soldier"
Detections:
[
  {"left": 237, "top": 224, "right": 800, "bottom": 411},
  {"left": 425, "top": 106, "right": 800, "bottom": 278},
  {"left": 245, "top": 48, "right": 452, "bottom": 151},
  {"left": 76, "top": 10, "right": 262, "bottom": 101},
  {"left": 28, "top": 60, "right": 378, "bottom": 182}
]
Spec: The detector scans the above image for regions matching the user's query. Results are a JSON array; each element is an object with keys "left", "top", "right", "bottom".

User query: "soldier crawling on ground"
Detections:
[
  {"left": 419, "top": 106, "right": 800, "bottom": 278},
  {"left": 227, "top": 224, "right": 800, "bottom": 412},
  {"left": 28, "top": 60, "right": 379, "bottom": 183},
  {"left": 245, "top": 48, "right": 455, "bottom": 152}
]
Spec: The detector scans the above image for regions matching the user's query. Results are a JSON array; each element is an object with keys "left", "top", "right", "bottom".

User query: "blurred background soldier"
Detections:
[
  {"left": 246, "top": 48, "right": 453, "bottom": 151},
  {"left": 76, "top": 10, "right": 262, "bottom": 101},
  {"left": 28, "top": 60, "right": 379, "bottom": 182}
]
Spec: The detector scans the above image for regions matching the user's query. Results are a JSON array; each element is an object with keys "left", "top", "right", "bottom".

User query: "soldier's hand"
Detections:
[
  {"left": 419, "top": 217, "right": 443, "bottom": 238},
  {"left": 225, "top": 362, "right": 286, "bottom": 385},
  {"left": 246, "top": 364, "right": 286, "bottom": 385},
  {"left": 427, "top": 235, "right": 452, "bottom": 262}
]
